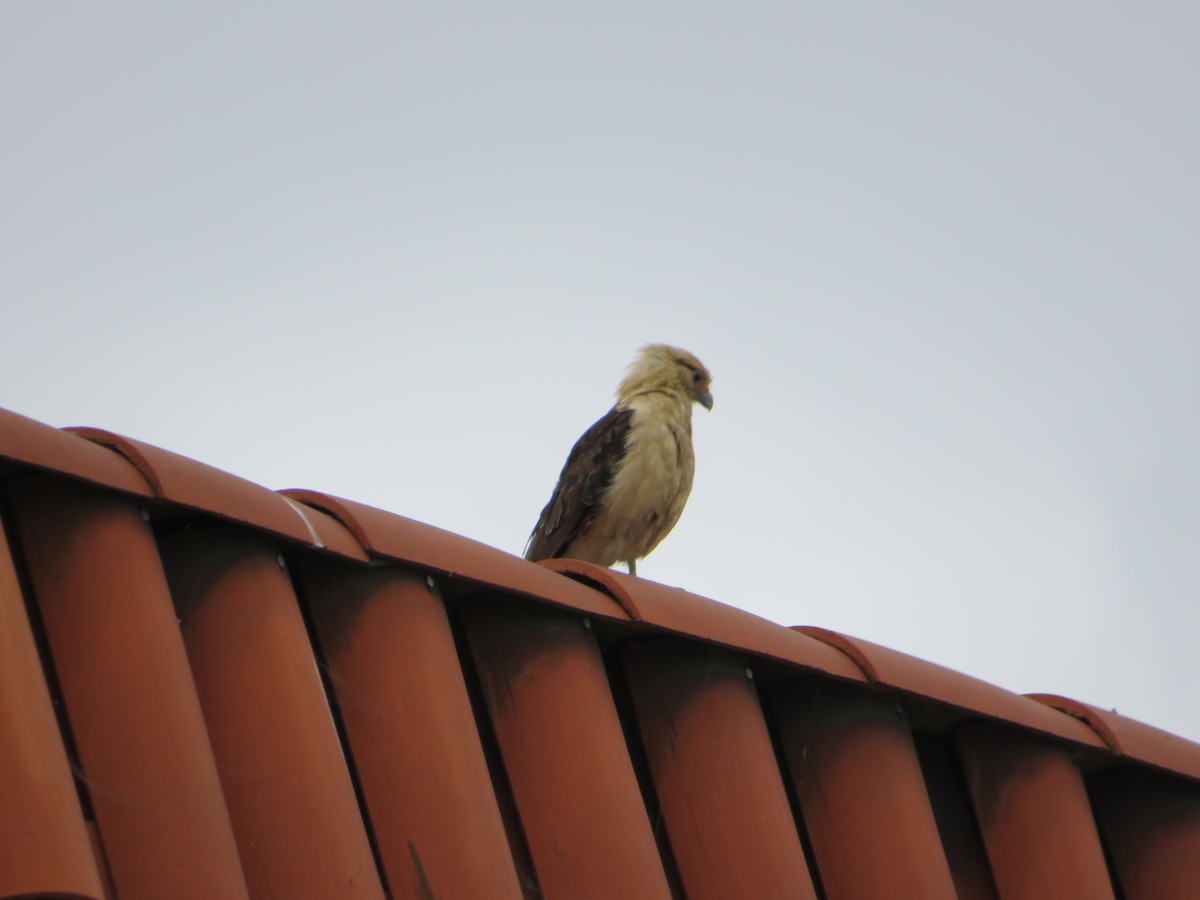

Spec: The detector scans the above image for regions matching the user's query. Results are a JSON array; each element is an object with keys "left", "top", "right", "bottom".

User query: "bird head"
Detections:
[{"left": 617, "top": 344, "right": 714, "bottom": 411}]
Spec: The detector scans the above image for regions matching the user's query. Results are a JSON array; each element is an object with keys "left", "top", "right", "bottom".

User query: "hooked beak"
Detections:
[{"left": 697, "top": 390, "right": 713, "bottom": 411}]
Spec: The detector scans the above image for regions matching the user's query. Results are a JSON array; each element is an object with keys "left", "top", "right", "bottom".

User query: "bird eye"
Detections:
[{"left": 691, "top": 370, "right": 703, "bottom": 384}]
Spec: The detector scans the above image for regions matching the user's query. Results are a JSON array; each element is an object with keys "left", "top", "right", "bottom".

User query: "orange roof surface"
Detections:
[{"left": 2, "top": 403, "right": 1198, "bottom": 899}]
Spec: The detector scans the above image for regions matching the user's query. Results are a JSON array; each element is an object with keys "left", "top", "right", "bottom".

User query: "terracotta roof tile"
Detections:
[
  {"left": 957, "top": 724, "right": 1116, "bottom": 899},
  {"left": 286, "top": 488, "right": 627, "bottom": 618},
  {"left": 773, "top": 678, "right": 959, "bottom": 898},
  {"left": 1029, "top": 693, "right": 1200, "bottom": 781},
  {"left": 1088, "top": 767, "right": 1200, "bottom": 899},
  {"left": 8, "top": 477, "right": 249, "bottom": 899},
  {"left": 798, "top": 626, "right": 1106, "bottom": 747},
  {"left": 2, "top": 404, "right": 1199, "bottom": 899},
  {"left": 625, "top": 640, "right": 819, "bottom": 899},
  {"left": 917, "top": 738, "right": 1002, "bottom": 900},
  {"left": 0, "top": 511, "right": 107, "bottom": 899},
  {"left": 543, "top": 558, "right": 866, "bottom": 680},
  {"left": 69, "top": 427, "right": 358, "bottom": 556},
  {"left": 461, "top": 596, "right": 674, "bottom": 899},
  {"left": 161, "top": 529, "right": 384, "bottom": 898},
  {"left": 297, "top": 560, "right": 526, "bottom": 898},
  {"left": 0, "top": 407, "right": 151, "bottom": 497}
]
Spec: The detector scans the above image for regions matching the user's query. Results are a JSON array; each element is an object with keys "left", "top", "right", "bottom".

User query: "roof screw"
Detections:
[
  {"left": 894, "top": 702, "right": 904, "bottom": 719},
  {"left": 276, "top": 554, "right": 287, "bottom": 570},
  {"left": 426, "top": 575, "right": 436, "bottom": 590},
  {"left": 141, "top": 509, "right": 151, "bottom": 522},
  {"left": 582, "top": 616, "right": 592, "bottom": 630},
  {"left": 745, "top": 667, "right": 754, "bottom": 680}
]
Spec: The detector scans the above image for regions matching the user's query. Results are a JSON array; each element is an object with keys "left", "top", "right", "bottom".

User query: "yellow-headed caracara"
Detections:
[{"left": 525, "top": 344, "right": 713, "bottom": 576}]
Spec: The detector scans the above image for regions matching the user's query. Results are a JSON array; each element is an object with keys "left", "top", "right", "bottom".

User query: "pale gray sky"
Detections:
[{"left": 3, "top": 2, "right": 1198, "bottom": 740}]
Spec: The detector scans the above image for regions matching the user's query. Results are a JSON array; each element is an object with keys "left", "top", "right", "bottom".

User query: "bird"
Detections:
[{"left": 524, "top": 344, "right": 713, "bottom": 577}]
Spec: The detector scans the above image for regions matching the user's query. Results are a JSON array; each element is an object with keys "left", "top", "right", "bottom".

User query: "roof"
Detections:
[{"left": 2, "top": 403, "right": 1199, "bottom": 900}]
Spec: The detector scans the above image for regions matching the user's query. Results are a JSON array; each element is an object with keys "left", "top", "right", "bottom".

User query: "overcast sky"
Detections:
[{"left": 3, "top": 2, "right": 1198, "bottom": 742}]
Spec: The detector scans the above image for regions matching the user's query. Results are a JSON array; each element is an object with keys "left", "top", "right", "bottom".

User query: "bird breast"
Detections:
[{"left": 584, "top": 392, "right": 696, "bottom": 562}]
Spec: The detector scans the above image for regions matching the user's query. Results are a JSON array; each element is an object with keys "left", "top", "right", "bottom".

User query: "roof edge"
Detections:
[
  {"left": 793, "top": 625, "right": 879, "bottom": 681},
  {"left": 536, "top": 559, "right": 642, "bottom": 619},
  {"left": 66, "top": 426, "right": 164, "bottom": 495},
  {"left": 1028, "top": 693, "right": 1200, "bottom": 782},
  {"left": 1025, "top": 694, "right": 1121, "bottom": 752}
]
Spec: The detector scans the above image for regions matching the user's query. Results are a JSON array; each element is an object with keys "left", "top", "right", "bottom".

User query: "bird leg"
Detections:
[{"left": 627, "top": 559, "right": 637, "bottom": 577}]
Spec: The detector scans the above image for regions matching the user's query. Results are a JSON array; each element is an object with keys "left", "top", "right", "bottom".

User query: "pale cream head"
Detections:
[{"left": 615, "top": 344, "right": 713, "bottom": 410}]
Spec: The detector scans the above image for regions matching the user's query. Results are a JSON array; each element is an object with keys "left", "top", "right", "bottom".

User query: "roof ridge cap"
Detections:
[
  {"left": 535, "top": 559, "right": 642, "bottom": 620},
  {"left": 792, "top": 625, "right": 880, "bottom": 681},
  {"left": 66, "top": 426, "right": 162, "bottom": 494}
]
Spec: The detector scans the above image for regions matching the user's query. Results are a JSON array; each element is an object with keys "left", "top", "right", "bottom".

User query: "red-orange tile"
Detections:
[
  {"left": 1029, "top": 693, "right": 1200, "bottom": 781},
  {"left": 86, "top": 819, "right": 118, "bottom": 899},
  {"left": 68, "top": 427, "right": 349, "bottom": 554},
  {"left": 957, "top": 723, "right": 1116, "bottom": 900},
  {"left": 7, "top": 400, "right": 1200, "bottom": 900},
  {"left": 543, "top": 559, "right": 866, "bottom": 681},
  {"left": 0, "top": 511, "right": 105, "bottom": 900},
  {"left": 1089, "top": 767, "right": 1200, "bottom": 900},
  {"left": 8, "top": 477, "right": 248, "bottom": 900},
  {"left": 280, "top": 493, "right": 370, "bottom": 561},
  {"left": 798, "top": 627, "right": 1105, "bottom": 747},
  {"left": 0, "top": 408, "right": 150, "bottom": 497},
  {"left": 916, "top": 739, "right": 1000, "bottom": 900},
  {"left": 774, "top": 679, "right": 959, "bottom": 899},
  {"left": 462, "top": 597, "right": 672, "bottom": 900},
  {"left": 624, "top": 640, "right": 818, "bottom": 900},
  {"left": 161, "top": 530, "right": 385, "bottom": 900},
  {"left": 287, "top": 490, "right": 627, "bottom": 619},
  {"left": 298, "top": 561, "right": 524, "bottom": 900}
]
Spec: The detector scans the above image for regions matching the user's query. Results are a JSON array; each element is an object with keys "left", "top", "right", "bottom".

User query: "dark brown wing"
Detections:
[{"left": 524, "top": 406, "right": 633, "bottom": 561}]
